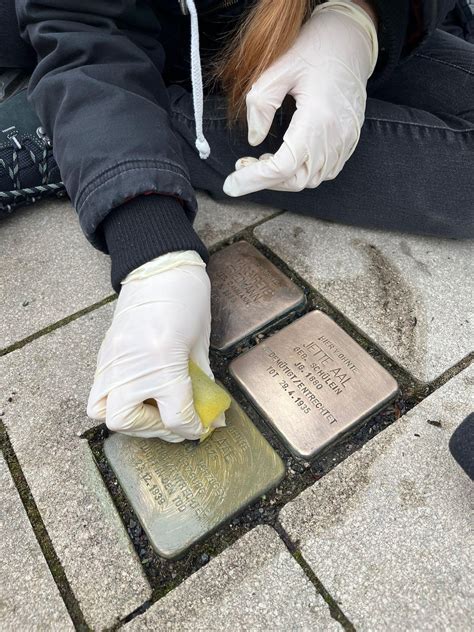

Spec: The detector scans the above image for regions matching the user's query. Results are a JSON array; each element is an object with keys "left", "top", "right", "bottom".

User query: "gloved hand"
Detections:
[
  {"left": 87, "top": 250, "right": 225, "bottom": 442},
  {"left": 223, "top": 0, "right": 378, "bottom": 196}
]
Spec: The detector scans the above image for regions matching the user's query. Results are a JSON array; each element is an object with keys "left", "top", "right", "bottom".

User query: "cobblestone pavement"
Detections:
[{"left": 1, "top": 196, "right": 472, "bottom": 631}]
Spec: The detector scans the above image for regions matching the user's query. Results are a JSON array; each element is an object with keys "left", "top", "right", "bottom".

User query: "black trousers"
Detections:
[{"left": 169, "top": 27, "right": 474, "bottom": 238}]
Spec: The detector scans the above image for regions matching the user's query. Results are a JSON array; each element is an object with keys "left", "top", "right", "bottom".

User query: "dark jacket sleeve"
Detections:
[{"left": 15, "top": 0, "right": 209, "bottom": 292}]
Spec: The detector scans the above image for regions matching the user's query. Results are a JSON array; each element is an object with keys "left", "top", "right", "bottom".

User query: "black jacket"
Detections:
[{"left": 16, "top": 0, "right": 456, "bottom": 291}]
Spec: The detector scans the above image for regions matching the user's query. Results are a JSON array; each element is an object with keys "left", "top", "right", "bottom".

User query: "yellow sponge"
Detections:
[
  {"left": 189, "top": 360, "right": 231, "bottom": 440},
  {"left": 145, "top": 360, "right": 230, "bottom": 441}
]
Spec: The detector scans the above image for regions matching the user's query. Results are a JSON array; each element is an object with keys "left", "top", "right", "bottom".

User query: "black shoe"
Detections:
[{"left": 0, "top": 86, "right": 66, "bottom": 218}]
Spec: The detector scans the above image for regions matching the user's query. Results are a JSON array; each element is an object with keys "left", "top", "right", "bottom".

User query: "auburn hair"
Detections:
[{"left": 211, "top": 0, "right": 313, "bottom": 122}]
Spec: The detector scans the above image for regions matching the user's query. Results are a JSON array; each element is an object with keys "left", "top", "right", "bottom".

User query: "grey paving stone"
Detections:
[
  {"left": 280, "top": 365, "right": 474, "bottom": 631},
  {"left": 195, "top": 191, "right": 277, "bottom": 246},
  {"left": 1, "top": 304, "right": 151, "bottom": 629},
  {"left": 255, "top": 216, "right": 473, "bottom": 382},
  {"left": 126, "top": 525, "right": 340, "bottom": 631},
  {"left": 1, "top": 193, "right": 275, "bottom": 352},
  {"left": 0, "top": 198, "right": 111, "bottom": 350},
  {"left": 0, "top": 454, "right": 73, "bottom": 631}
]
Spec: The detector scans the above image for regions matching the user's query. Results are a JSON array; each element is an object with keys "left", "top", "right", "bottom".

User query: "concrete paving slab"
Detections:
[
  {"left": 195, "top": 191, "right": 277, "bottom": 245},
  {"left": 126, "top": 525, "right": 340, "bottom": 631},
  {"left": 0, "top": 454, "right": 73, "bottom": 631},
  {"left": 255, "top": 216, "right": 473, "bottom": 382},
  {"left": 280, "top": 365, "right": 474, "bottom": 631},
  {"left": 1, "top": 193, "right": 275, "bottom": 352},
  {"left": 0, "top": 199, "right": 111, "bottom": 350},
  {"left": 0, "top": 304, "right": 151, "bottom": 629}
]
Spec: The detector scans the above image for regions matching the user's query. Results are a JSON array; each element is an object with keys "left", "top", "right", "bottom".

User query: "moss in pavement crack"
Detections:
[
  {"left": 0, "top": 423, "right": 91, "bottom": 631},
  {"left": 292, "top": 548, "right": 356, "bottom": 631},
  {"left": 0, "top": 294, "right": 116, "bottom": 358}
]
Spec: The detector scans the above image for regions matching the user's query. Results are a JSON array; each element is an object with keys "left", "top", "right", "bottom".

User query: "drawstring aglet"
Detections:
[
  {"left": 184, "top": 0, "right": 211, "bottom": 160},
  {"left": 196, "top": 136, "right": 211, "bottom": 160}
]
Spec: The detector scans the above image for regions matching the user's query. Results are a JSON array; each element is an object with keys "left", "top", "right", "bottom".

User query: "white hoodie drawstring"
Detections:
[{"left": 184, "top": 0, "right": 211, "bottom": 159}]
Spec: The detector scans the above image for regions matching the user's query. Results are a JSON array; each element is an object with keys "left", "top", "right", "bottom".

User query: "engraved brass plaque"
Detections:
[
  {"left": 208, "top": 241, "right": 305, "bottom": 351},
  {"left": 103, "top": 392, "right": 285, "bottom": 559},
  {"left": 230, "top": 311, "right": 398, "bottom": 459}
]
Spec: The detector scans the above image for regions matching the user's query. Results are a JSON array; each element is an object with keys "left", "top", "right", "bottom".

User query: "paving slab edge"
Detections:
[
  {"left": 0, "top": 422, "right": 89, "bottom": 630},
  {"left": 272, "top": 520, "right": 355, "bottom": 631},
  {"left": 0, "top": 294, "right": 117, "bottom": 358},
  {"left": 0, "top": 211, "right": 283, "bottom": 359}
]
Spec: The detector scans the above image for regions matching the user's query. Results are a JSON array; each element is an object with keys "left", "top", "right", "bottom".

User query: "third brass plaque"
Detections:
[
  {"left": 104, "top": 390, "right": 285, "bottom": 559},
  {"left": 208, "top": 241, "right": 305, "bottom": 351},
  {"left": 230, "top": 311, "right": 398, "bottom": 459}
]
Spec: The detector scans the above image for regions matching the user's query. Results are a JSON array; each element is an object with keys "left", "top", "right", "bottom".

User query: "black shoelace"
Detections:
[{"left": 0, "top": 133, "right": 66, "bottom": 213}]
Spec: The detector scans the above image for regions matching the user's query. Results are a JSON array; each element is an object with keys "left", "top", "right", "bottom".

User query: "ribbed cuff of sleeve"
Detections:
[{"left": 103, "top": 194, "right": 209, "bottom": 293}]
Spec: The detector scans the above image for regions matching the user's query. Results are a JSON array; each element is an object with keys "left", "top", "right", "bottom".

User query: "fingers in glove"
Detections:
[
  {"left": 235, "top": 156, "right": 259, "bottom": 171},
  {"left": 271, "top": 121, "right": 347, "bottom": 191},
  {"left": 224, "top": 106, "right": 316, "bottom": 196},
  {"left": 105, "top": 387, "right": 185, "bottom": 442},
  {"left": 87, "top": 392, "right": 107, "bottom": 421},
  {"left": 224, "top": 141, "right": 305, "bottom": 197},
  {"left": 190, "top": 336, "right": 213, "bottom": 380},
  {"left": 270, "top": 161, "right": 313, "bottom": 192},
  {"left": 323, "top": 130, "right": 360, "bottom": 182},
  {"left": 242, "top": 151, "right": 312, "bottom": 193},
  {"left": 87, "top": 371, "right": 109, "bottom": 420},
  {"left": 246, "top": 66, "right": 290, "bottom": 146},
  {"left": 87, "top": 328, "right": 114, "bottom": 420},
  {"left": 153, "top": 364, "right": 204, "bottom": 440}
]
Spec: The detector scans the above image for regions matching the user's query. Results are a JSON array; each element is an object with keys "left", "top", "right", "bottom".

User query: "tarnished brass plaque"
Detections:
[
  {"left": 104, "top": 392, "right": 285, "bottom": 559},
  {"left": 208, "top": 241, "right": 305, "bottom": 351},
  {"left": 230, "top": 311, "right": 398, "bottom": 459}
]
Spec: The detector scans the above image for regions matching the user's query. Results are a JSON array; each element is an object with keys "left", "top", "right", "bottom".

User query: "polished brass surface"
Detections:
[
  {"left": 104, "top": 391, "right": 285, "bottom": 559},
  {"left": 208, "top": 241, "right": 305, "bottom": 351},
  {"left": 230, "top": 311, "right": 398, "bottom": 459}
]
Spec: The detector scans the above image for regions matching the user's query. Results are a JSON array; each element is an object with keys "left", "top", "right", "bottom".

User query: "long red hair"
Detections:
[{"left": 212, "top": 0, "right": 313, "bottom": 121}]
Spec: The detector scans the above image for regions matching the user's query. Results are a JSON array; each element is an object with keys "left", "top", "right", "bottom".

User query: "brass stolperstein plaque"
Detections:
[
  {"left": 230, "top": 311, "right": 399, "bottom": 460},
  {"left": 208, "top": 241, "right": 305, "bottom": 351},
  {"left": 104, "top": 391, "right": 285, "bottom": 559}
]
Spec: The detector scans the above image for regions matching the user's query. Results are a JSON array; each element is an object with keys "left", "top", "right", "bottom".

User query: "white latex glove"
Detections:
[
  {"left": 223, "top": 0, "right": 378, "bottom": 196},
  {"left": 87, "top": 251, "right": 225, "bottom": 442}
]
